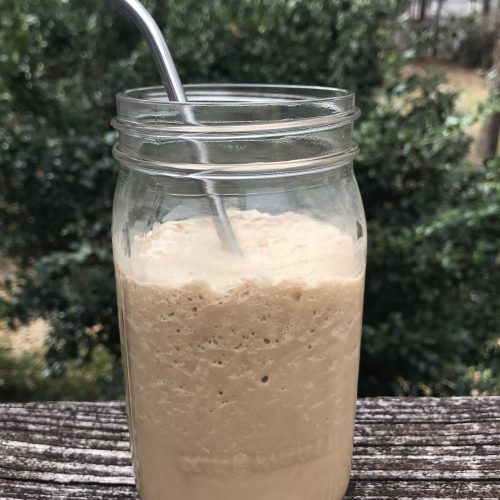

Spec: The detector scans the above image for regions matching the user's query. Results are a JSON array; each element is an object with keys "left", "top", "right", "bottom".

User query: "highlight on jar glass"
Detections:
[{"left": 111, "top": 84, "right": 366, "bottom": 500}]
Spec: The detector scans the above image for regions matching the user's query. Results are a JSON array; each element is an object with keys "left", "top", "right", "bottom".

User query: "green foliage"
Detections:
[
  {"left": 405, "top": 14, "right": 496, "bottom": 69},
  {"left": 359, "top": 158, "right": 500, "bottom": 395},
  {"left": 0, "top": 0, "right": 498, "bottom": 399},
  {"left": 454, "top": 16, "right": 496, "bottom": 69},
  {"left": 0, "top": 346, "right": 123, "bottom": 402},
  {"left": 165, "top": 0, "right": 405, "bottom": 109},
  {"left": 0, "top": 0, "right": 406, "bottom": 366},
  {"left": 356, "top": 70, "right": 472, "bottom": 225},
  {"left": 355, "top": 69, "right": 499, "bottom": 395}
]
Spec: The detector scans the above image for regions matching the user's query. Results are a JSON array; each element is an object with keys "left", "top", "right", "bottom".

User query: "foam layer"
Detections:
[{"left": 120, "top": 210, "right": 363, "bottom": 289}]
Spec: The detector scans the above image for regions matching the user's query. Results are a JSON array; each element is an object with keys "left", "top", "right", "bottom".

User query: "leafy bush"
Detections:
[
  {"left": 0, "top": 0, "right": 406, "bottom": 365},
  {"left": 354, "top": 68, "right": 499, "bottom": 395},
  {"left": 0, "top": 346, "right": 122, "bottom": 402},
  {"left": 398, "top": 15, "right": 496, "bottom": 69},
  {"left": 1, "top": 0, "right": 498, "bottom": 398},
  {"left": 455, "top": 17, "right": 496, "bottom": 69},
  {"left": 359, "top": 160, "right": 500, "bottom": 395}
]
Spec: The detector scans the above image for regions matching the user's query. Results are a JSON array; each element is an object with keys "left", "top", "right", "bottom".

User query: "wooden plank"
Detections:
[
  {"left": 345, "top": 480, "right": 500, "bottom": 499},
  {"left": 1, "top": 397, "right": 497, "bottom": 422},
  {"left": 2, "top": 480, "right": 500, "bottom": 500},
  {"left": 354, "top": 422, "right": 500, "bottom": 446},
  {"left": 1, "top": 419, "right": 498, "bottom": 445},
  {"left": 356, "top": 397, "right": 500, "bottom": 422},
  {"left": 0, "top": 397, "right": 498, "bottom": 499},
  {"left": 0, "top": 482, "right": 138, "bottom": 499}
]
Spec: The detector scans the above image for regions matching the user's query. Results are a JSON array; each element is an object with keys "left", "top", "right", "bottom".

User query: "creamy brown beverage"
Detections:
[{"left": 115, "top": 210, "right": 365, "bottom": 500}]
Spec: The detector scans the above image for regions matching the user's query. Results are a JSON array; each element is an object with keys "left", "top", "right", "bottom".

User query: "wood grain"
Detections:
[{"left": 0, "top": 397, "right": 498, "bottom": 499}]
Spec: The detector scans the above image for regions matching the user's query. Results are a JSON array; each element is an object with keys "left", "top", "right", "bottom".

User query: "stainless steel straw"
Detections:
[{"left": 111, "top": 0, "right": 242, "bottom": 255}]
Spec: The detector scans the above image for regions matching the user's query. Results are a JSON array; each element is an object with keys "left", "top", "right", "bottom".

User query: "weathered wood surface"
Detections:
[{"left": 0, "top": 397, "right": 498, "bottom": 499}]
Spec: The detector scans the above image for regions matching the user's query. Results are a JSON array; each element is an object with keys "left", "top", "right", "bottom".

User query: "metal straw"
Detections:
[{"left": 111, "top": 0, "right": 242, "bottom": 255}]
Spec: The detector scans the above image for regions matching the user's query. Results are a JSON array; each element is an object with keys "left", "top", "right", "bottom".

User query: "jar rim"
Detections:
[
  {"left": 113, "top": 84, "right": 359, "bottom": 136},
  {"left": 112, "top": 84, "right": 359, "bottom": 176},
  {"left": 117, "top": 83, "right": 355, "bottom": 107}
]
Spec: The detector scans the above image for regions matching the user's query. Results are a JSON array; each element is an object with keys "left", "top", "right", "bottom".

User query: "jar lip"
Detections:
[
  {"left": 113, "top": 84, "right": 360, "bottom": 175},
  {"left": 116, "top": 84, "right": 355, "bottom": 107},
  {"left": 114, "top": 84, "right": 359, "bottom": 135}
]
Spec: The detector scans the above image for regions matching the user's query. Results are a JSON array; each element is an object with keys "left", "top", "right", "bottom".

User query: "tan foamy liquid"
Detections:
[{"left": 115, "top": 210, "right": 365, "bottom": 500}]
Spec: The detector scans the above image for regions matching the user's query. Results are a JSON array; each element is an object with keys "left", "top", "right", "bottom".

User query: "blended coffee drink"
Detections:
[{"left": 115, "top": 210, "right": 365, "bottom": 500}]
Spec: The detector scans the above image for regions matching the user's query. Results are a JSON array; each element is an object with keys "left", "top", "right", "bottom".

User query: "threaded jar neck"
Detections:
[{"left": 112, "top": 84, "right": 360, "bottom": 176}]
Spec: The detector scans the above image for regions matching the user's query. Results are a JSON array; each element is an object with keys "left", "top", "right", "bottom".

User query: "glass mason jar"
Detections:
[{"left": 112, "top": 85, "right": 366, "bottom": 500}]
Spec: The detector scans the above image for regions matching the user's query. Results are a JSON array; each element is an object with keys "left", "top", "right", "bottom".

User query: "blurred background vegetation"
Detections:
[{"left": 0, "top": 0, "right": 499, "bottom": 401}]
